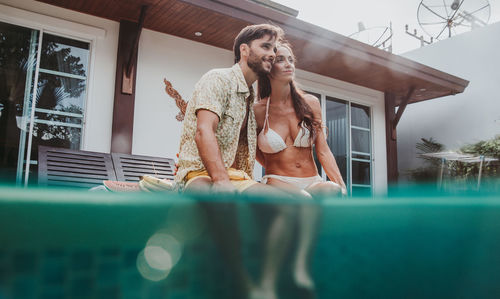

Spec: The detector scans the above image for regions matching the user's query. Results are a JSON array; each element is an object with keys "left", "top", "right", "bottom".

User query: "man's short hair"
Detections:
[{"left": 233, "top": 24, "right": 284, "bottom": 63}]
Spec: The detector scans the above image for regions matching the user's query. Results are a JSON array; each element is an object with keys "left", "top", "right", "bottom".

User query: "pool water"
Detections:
[{"left": 1, "top": 184, "right": 499, "bottom": 298}]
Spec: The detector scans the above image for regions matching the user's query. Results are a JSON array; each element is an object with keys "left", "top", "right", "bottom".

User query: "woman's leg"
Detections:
[
  {"left": 291, "top": 181, "right": 341, "bottom": 289},
  {"left": 247, "top": 178, "right": 303, "bottom": 299},
  {"left": 306, "top": 181, "right": 343, "bottom": 197},
  {"left": 291, "top": 186, "right": 317, "bottom": 290}
]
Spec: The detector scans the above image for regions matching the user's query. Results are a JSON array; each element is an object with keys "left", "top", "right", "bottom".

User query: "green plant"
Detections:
[
  {"left": 407, "top": 138, "right": 444, "bottom": 182},
  {"left": 461, "top": 135, "right": 500, "bottom": 159},
  {"left": 456, "top": 135, "right": 500, "bottom": 178},
  {"left": 407, "top": 136, "right": 500, "bottom": 183}
]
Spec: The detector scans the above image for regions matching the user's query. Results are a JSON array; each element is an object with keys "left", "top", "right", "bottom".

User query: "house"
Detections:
[
  {"left": 0, "top": 0, "right": 469, "bottom": 194},
  {"left": 397, "top": 21, "right": 500, "bottom": 179}
]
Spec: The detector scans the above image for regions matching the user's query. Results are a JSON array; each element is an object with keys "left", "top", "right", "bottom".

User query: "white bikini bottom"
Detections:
[{"left": 261, "top": 174, "right": 323, "bottom": 190}]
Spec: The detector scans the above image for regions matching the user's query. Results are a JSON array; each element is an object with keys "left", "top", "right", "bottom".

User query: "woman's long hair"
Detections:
[{"left": 258, "top": 43, "right": 319, "bottom": 142}]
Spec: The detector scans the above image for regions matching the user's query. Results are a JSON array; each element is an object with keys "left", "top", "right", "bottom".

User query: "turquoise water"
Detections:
[{"left": 1, "top": 183, "right": 499, "bottom": 298}]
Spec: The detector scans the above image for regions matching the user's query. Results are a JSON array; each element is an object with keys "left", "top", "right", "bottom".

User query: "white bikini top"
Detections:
[{"left": 257, "top": 98, "right": 311, "bottom": 154}]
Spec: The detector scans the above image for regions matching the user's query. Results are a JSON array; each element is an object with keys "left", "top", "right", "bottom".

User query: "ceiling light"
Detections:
[{"left": 194, "top": 32, "right": 202, "bottom": 37}]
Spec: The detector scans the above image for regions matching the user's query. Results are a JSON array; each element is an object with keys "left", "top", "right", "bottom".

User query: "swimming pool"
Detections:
[{"left": 1, "top": 185, "right": 499, "bottom": 298}]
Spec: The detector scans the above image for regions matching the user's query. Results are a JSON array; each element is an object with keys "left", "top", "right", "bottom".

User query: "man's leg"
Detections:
[
  {"left": 185, "top": 177, "right": 254, "bottom": 296},
  {"left": 183, "top": 176, "right": 212, "bottom": 192}
]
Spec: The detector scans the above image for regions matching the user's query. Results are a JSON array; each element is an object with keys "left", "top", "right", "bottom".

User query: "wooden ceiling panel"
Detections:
[
  {"left": 178, "top": 12, "right": 219, "bottom": 37},
  {"left": 200, "top": 16, "right": 230, "bottom": 40},
  {"left": 144, "top": 3, "right": 170, "bottom": 27}
]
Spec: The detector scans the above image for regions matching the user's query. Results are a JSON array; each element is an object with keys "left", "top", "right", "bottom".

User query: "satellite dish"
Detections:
[
  {"left": 349, "top": 22, "right": 393, "bottom": 52},
  {"left": 417, "top": 0, "right": 491, "bottom": 40}
]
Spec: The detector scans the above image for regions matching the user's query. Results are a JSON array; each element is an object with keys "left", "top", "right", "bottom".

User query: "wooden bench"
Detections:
[
  {"left": 111, "top": 152, "right": 175, "bottom": 182},
  {"left": 38, "top": 146, "right": 175, "bottom": 188}
]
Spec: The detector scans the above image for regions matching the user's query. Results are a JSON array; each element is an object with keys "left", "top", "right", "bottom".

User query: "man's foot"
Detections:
[{"left": 248, "top": 287, "right": 277, "bottom": 299}]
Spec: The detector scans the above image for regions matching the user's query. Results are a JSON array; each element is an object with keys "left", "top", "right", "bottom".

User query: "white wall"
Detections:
[
  {"left": 398, "top": 22, "right": 500, "bottom": 177},
  {"left": 133, "top": 29, "right": 233, "bottom": 159},
  {"left": 0, "top": 0, "right": 119, "bottom": 153}
]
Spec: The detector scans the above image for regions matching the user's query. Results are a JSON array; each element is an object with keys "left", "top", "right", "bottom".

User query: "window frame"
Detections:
[
  {"left": 0, "top": 4, "right": 103, "bottom": 185},
  {"left": 304, "top": 86, "right": 375, "bottom": 196}
]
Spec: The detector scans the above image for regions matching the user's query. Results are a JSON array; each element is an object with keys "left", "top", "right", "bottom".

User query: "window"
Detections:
[
  {"left": 0, "top": 21, "right": 90, "bottom": 185},
  {"left": 350, "top": 103, "right": 372, "bottom": 195},
  {"left": 318, "top": 94, "right": 373, "bottom": 196}
]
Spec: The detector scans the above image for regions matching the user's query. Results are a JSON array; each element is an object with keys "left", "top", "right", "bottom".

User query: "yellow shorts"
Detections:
[{"left": 184, "top": 168, "right": 258, "bottom": 192}]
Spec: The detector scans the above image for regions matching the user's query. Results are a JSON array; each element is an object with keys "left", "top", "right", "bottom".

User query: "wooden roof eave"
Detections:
[{"left": 179, "top": 0, "right": 469, "bottom": 104}]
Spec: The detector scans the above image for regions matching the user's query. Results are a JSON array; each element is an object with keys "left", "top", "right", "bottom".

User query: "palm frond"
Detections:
[{"left": 416, "top": 137, "right": 444, "bottom": 154}]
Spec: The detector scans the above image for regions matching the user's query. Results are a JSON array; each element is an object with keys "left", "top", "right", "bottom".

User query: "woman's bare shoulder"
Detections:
[
  {"left": 303, "top": 92, "right": 318, "bottom": 101},
  {"left": 253, "top": 99, "right": 267, "bottom": 114},
  {"left": 303, "top": 93, "right": 321, "bottom": 111}
]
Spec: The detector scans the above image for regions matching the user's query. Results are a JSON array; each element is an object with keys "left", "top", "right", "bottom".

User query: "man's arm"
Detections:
[{"left": 195, "top": 109, "right": 234, "bottom": 191}]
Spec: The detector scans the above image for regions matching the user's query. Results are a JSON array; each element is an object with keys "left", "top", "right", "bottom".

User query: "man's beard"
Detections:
[{"left": 247, "top": 50, "right": 271, "bottom": 77}]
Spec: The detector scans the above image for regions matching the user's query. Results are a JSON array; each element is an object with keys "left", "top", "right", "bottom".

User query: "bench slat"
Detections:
[
  {"left": 38, "top": 146, "right": 117, "bottom": 187},
  {"left": 112, "top": 153, "right": 175, "bottom": 182}
]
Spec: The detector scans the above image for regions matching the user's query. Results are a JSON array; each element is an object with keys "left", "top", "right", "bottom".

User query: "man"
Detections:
[
  {"left": 175, "top": 24, "right": 283, "bottom": 193},
  {"left": 175, "top": 24, "right": 290, "bottom": 298}
]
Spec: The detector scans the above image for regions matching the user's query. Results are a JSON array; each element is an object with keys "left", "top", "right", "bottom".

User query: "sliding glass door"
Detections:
[
  {"left": 325, "top": 96, "right": 348, "bottom": 183},
  {"left": 0, "top": 21, "right": 90, "bottom": 185},
  {"left": 0, "top": 22, "right": 38, "bottom": 183}
]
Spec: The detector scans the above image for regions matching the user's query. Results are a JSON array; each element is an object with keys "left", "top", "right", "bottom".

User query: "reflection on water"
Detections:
[
  {"left": 137, "top": 247, "right": 173, "bottom": 282},
  {"left": 137, "top": 231, "right": 184, "bottom": 282}
]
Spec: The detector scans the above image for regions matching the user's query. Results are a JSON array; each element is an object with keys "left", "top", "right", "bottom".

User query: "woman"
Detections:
[
  {"left": 252, "top": 41, "right": 346, "bottom": 298},
  {"left": 255, "top": 43, "right": 346, "bottom": 193}
]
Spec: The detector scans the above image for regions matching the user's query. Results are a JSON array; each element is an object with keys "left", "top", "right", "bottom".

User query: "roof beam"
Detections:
[
  {"left": 385, "top": 93, "right": 399, "bottom": 183},
  {"left": 393, "top": 86, "right": 414, "bottom": 129},
  {"left": 126, "top": 5, "right": 148, "bottom": 78},
  {"left": 122, "top": 5, "right": 148, "bottom": 94}
]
